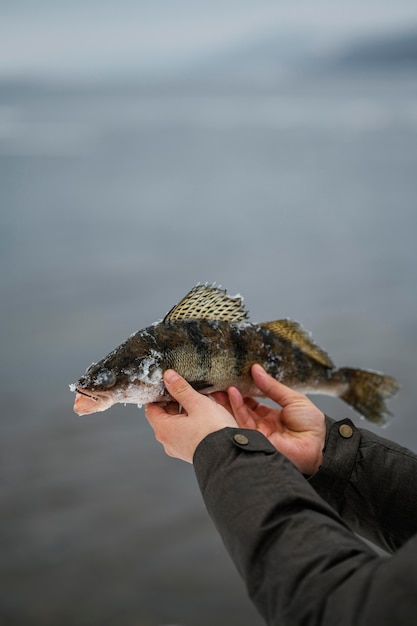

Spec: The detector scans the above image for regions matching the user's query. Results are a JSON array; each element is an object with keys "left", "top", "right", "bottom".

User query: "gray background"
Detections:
[{"left": 1, "top": 2, "right": 417, "bottom": 625}]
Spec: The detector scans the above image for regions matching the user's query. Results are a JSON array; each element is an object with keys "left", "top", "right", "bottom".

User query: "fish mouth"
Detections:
[
  {"left": 75, "top": 387, "right": 101, "bottom": 402},
  {"left": 73, "top": 386, "right": 114, "bottom": 416}
]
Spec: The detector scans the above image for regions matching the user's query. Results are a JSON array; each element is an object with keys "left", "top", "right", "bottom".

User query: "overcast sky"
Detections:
[{"left": 1, "top": 1, "right": 417, "bottom": 79}]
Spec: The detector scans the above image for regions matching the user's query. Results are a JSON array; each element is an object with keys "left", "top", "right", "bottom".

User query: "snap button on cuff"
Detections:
[
  {"left": 339, "top": 423, "right": 354, "bottom": 438},
  {"left": 233, "top": 433, "right": 249, "bottom": 446}
]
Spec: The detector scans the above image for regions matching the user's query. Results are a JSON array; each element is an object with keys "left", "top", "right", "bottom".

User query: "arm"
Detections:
[
  {"left": 146, "top": 371, "right": 417, "bottom": 626},
  {"left": 310, "top": 416, "right": 417, "bottom": 552},
  {"left": 227, "top": 365, "right": 417, "bottom": 553},
  {"left": 194, "top": 427, "right": 417, "bottom": 626}
]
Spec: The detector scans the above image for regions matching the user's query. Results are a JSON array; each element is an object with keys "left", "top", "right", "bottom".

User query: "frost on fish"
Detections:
[
  {"left": 70, "top": 283, "right": 399, "bottom": 423},
  {"left": 121, "top": 350, "right": 164, "bottom": 408}
]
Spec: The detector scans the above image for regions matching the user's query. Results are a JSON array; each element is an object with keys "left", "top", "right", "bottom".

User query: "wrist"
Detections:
[{"left": 309, "top": 447, "right": 324, "bottom": 476}]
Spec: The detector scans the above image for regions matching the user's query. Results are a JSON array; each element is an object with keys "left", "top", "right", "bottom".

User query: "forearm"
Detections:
[
  {"left": 309, "top": 417, "right": 417, "bottom": 552},
  {"left": 193, "top": 428, "right": 381, "bottom": 626}
]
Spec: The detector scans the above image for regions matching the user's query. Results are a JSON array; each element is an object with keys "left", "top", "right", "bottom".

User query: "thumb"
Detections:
[{"left": 163, "top": 369, "right": 202, "bottom": 411}]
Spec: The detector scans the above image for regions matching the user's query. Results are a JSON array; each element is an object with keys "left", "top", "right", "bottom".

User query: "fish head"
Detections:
[
  {"left": 71, "top": 341, "right": 167, "bottom": 415},
  {"left": 71, "top": 363, "right": 122, "bottom": 415}
]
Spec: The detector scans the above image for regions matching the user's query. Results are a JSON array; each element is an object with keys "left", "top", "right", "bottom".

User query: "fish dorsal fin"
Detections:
[
  {"left": 259, "top": 319, "right": 334, "bottom": 368},
  {"left": 163, "top": 284, "right": 249, "bottom": 323}
]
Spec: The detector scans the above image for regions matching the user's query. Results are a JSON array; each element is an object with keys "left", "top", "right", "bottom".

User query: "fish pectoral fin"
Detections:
[
  {"left": 188, "top": 380, "right": 214, "bottom": 391},
  {"left": 259, "top": 319, "right": 334, "bottom": 368},
  {"left": 163, "top": 284, "right": 249, "bottom": 323}
]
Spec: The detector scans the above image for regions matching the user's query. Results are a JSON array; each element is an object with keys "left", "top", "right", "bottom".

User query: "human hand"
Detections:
[
  {"left": 145, "top": 370, "right": 238, "bottom": 463},
  {"left": 220, "top": 364, "right": 326, "bottom": 476}
]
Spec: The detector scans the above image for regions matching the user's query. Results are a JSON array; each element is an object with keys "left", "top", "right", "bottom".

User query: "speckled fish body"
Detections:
[{"left": 71, "top": 284, "right": 399, "bottom": 424}]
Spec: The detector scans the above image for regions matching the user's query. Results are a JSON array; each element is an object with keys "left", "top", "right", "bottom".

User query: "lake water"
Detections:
[{"left": 1, "top": 70, "right": 417, "bottom": 625}]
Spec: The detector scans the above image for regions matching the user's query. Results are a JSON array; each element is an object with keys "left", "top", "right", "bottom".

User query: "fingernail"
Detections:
[{"left": 164, "top": 369, "right": 181, "bottom": 384}]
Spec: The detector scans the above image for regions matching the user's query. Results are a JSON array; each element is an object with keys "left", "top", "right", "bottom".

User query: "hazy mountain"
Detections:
[
  {"left": 1, "top": 26, "right": 416, "bottom": 97},
  {"left": 328, "top": 28, "right": 417, "bottom": 72}
]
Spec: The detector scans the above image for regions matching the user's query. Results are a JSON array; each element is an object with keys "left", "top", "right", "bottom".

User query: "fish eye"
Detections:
[{"left": 95, "top": 369, "right": 117, "bottom": 389}]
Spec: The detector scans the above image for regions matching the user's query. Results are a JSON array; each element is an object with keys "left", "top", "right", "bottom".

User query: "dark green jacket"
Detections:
[{"left": 193, "top": 418, "right": 417, "bottom": 625}]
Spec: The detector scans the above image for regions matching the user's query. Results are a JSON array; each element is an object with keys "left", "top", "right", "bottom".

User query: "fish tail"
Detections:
[{"left": 334, "top": 367, "right": 399, "bottom": 425}]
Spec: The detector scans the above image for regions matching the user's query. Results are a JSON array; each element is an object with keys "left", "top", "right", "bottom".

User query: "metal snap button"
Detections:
[
  {"left": 233, "top": 433, "right": 249, "bottom": 446},
  {"left": 339, "top": 424, "right": 354, "bottom": 438}
]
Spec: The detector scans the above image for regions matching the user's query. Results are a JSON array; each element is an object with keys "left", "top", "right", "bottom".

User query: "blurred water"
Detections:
[{"left": 1, "top": 71, "right": 417, "bottom": 625}]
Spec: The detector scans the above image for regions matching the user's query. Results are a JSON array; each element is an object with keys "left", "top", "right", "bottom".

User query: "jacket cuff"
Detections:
[
  {"left": 194, "top": 427, "right": 277, "bottom": 460},
  {"left": 309, "top": 417, "right": 361, "bottom": 506}
]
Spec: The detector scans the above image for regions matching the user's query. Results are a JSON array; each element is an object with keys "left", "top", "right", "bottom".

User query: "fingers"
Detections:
[
  {"left": 251, "top": 364, "right": 307, "bottom": 407},
  {"left": 227, "top": 387, "right": 258, "bottom": 429},
  {"left": 144, "top": 402, "right": 169, "bottom": 421},
  {"left": 145, "top": 398, "right": 180, "bottom": 419},
  {"left": 210, "top": 391, "right": 233, "bottom": 414},
  {"left": 210, "top": 391, "right": 229, "bottom": 406},
  {"left": 163, "top": 369, "right": 203, "bottom": 412}
]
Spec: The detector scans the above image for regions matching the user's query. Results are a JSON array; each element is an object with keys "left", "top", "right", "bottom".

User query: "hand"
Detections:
[
  {"left": 145, "top": 370, "right": 238, "bottom": 463},
  {"left": 221, "top": 364, "right": 326, "bottom": 476}
]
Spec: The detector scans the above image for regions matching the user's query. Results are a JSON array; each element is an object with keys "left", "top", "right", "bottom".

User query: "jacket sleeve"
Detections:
[
  {"left": 309, "top": 417, "right": 417, "bottom": 553},
  {"left": 193, "top": 427, "right": 417, "bottom": 626}
]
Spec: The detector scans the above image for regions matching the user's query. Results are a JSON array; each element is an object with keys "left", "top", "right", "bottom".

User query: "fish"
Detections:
[{"left": 71, "top": 283, "right": 399, "bottom": 424}]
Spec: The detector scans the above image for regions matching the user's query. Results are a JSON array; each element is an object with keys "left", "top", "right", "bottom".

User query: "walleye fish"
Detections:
[{"left": 71, "top": 284, "right": 399, "bottom": 424}]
